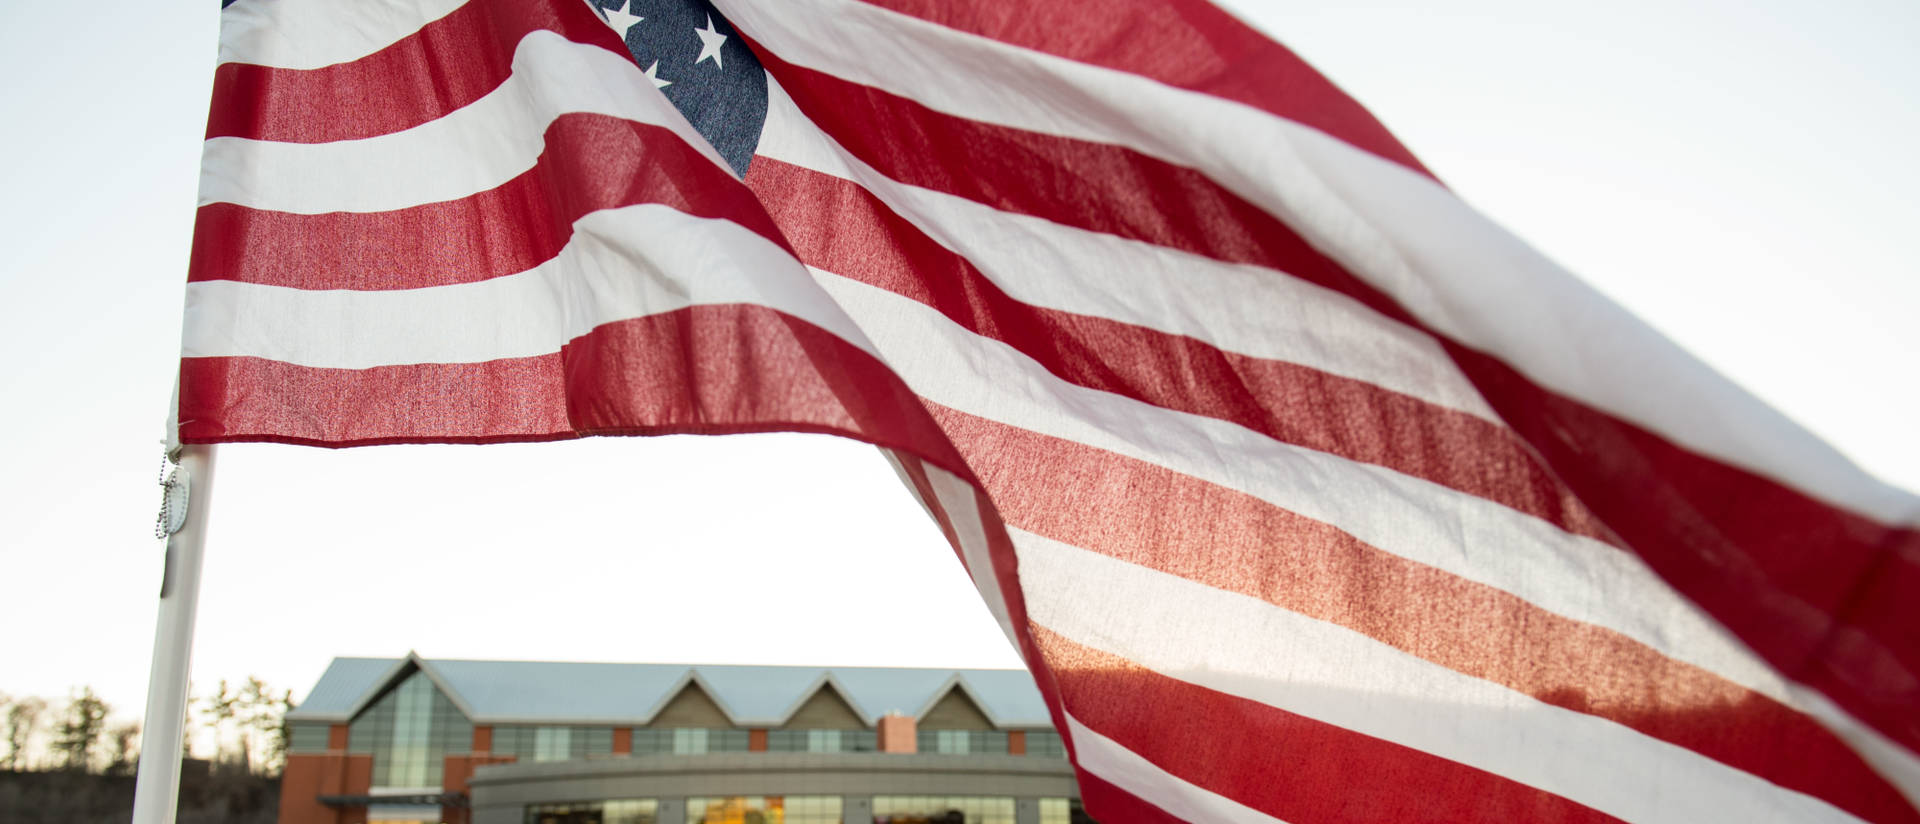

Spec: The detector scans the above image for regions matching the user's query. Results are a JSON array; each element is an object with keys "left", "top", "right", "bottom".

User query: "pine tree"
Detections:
[
  {"left": 51, "top": 687, "right": 109, "bottom": 772},
  {"left": 5, "top": 696, "right": 47, "bottom": 770}
]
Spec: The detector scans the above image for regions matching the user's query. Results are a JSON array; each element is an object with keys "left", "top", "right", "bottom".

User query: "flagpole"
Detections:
[{"left": 130, "top": 443, "right": 218, "bottom": 824}]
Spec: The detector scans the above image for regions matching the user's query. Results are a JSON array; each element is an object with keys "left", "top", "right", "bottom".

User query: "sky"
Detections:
[{"left": 0, "top": 0, "right": 1914, "bottom": 742}]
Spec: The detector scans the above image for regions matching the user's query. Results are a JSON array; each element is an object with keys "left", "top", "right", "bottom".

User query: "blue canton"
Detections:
[{"left": 594, "top": 0, "right": 769, "bottom": 177}]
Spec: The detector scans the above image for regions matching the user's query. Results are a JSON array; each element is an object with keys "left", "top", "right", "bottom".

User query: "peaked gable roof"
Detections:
[{"left": 286, "top": 657, "right": 1051, "bottom": 727}]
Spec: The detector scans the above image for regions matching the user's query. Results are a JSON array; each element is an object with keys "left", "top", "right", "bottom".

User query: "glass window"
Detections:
[
  {"left": 288, "top": 722, "right": 332, "bottom": 754},
  {"left": 631, "top": 728, "right": 748, "bottom": 754},
  {"left": 1036, "top": 799, "right": 1094, "bottom": 824},
  {"left": 872, "top": 796, "right": 1015, "bottom": 824},
  {"left": 1025, "top": 731, "right": 1067, "bottom": 759},
  {"left": 581, "top": 726, "right": 614, "bottom": 758},
  {"left": 916, "top": 730, "right": 1007, "bottom": 755},
  {"left": 767, "top": 729, "right": 878, "bottom": 753},
  {"left": 347, "top": 670, "right": 471, "bottom": 788},
  {"left": 527, "top": 799, "right": 658, "bottom": 824},
  {"left": 1040, "top": 799, "right": 1067, "bottom": 824},
  {"left": 535, "top": 727, "right": 572, "bottom": 762},
  {"left": 689, "top": 795, "right": 841, "bottom": 824},
  {"left": 492, "top": 726, "right": 612, "bottom": 761}
]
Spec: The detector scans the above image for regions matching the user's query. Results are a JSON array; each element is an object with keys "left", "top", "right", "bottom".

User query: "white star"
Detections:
[
  {"left": 693, "top": 14, "right": 728, "bottom": 69},
  {"left": 598, "top": 0, "right": 644, "bottom": 40},
  {"left": 642, "top": 60, "right": 671, "bottom": 89}
]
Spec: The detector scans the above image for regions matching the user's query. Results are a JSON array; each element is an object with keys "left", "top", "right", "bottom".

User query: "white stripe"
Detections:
[
  {"left": 199, "top": 29, "right": 728, "bottom": 214},
  {"left": 183, "top": 204, "right": 872, "bottom": 367},
  {"left": 1063, "top": 715, "right": 1292, "bottom": 824},
  {"left": 1019, "top": 531, "right": 1864, "bottom": 824},
  {"left": 219, "top": 0, "right": 470, "bottom": 70},
  {"left": 819, "top": 265, "right": 1920, "bottom": 801},
  {"left": 921, "top": 464, "right": 1020, "bottom": 648},
  {"left": 755, "top": 81, "right": 1500, "bottom": 424},
  {"left": 749, "top": 2, "right": 1920, "bottom": 794},
  {"left": 810, "top": 268, "right": 1790, "bottom": 710},
  {"left": 719, "top": 0, "right": 1917, "bottom": 527}
]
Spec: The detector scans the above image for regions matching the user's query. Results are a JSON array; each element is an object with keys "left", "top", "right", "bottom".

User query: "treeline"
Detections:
[
  {"left": 0, "top": 679, "right": 295, "bottom": 823},
  {"left": 1, "top": 677, "right": 294, "bottom": 776}
]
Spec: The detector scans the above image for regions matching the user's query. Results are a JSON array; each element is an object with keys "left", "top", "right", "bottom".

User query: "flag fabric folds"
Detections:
[{"left": 179, "top": 0, "right": 1920, "bottom": 821}]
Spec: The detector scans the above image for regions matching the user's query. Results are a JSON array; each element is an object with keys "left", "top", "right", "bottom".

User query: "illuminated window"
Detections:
[
  {"left": 1037, "top": 798, "right": 1094, "bottom": 824},
  {"left": 872, "top": 795, "right": 1015, "bottom": 824},
  {"left": 689, "top": 795, "right": 841, "bottom": 824},
  {"left": 526, "top": 799, "right": 658, "bottom": 824}
]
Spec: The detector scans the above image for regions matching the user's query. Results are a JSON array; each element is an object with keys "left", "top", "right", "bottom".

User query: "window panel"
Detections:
[
  {"left": 873, "top": 795, "right": 1015, "bottom": 824},
  {"left": 345, "top": 670, "right": 472, "bottom": 787},
  {"left": 689, "top": 796, "right": 840, "bottom": 824},
  {"left": 527, "top": 799, "right": 659, "bottom": 824},
  {"left": 534, "top": 726, "right": 572, "bottom": 762},
  {"left": 1025, "top": 731, "right": 1066, "bottom": 759},
  {"left": 288, "top": 722, "right": 332, "bottom": 754},
  {"left": 918, "top": 729, "right": 1007, "bottom": 755},
  {"left": 631, "top": 728, "right": 748, "bottom": 755}
]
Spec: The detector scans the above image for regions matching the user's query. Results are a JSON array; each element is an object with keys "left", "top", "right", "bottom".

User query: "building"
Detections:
[{"left": 279, "top": 653, "right": 1091, "bottom": 824}]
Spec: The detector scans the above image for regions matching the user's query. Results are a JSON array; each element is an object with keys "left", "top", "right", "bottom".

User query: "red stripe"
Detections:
[
  {"left": 191, "top": 114, "right": 782, "bottom": 290},
  {"left": 747, "top": 48, "right": 1920, "bottom": 751},
  {"left": 928, "top": 404, "right": 1920, "bottom": 824},
  {"left": 208, "top": 0, "right": 628, "bottom": 143},
  {"left": 178, "top": 354, "right": 572, "bottom": 447},
  {"left": 745, "top": 155, "right": 1620, "bottom": 549},
  {"left": 1448, "top": 344, "right": 1920, "bottom": 756},
  {"left": 1033, "top": 625, "right": 1626, "bottom": 824},
  {"left": 182, "top": 304, "right": 971, "bottom": 482},
  {"left": 1071, "top": 770, "right": 1189, "bottom": 824},
  {"left": 852, "top": 0, "right": 1434, "bottom": 179},
  {"left": 555, "top": 303, "right": 971, "bottom": 477}
]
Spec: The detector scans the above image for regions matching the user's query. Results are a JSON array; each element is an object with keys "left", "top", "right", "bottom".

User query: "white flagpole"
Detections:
[{"left": 130, "top": 443, "right": 218, "bottom": 824}]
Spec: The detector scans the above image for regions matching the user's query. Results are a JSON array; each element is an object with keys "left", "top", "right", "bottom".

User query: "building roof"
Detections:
[{"left": 286, "top": 653, "right": 1053, "bottom": 728}]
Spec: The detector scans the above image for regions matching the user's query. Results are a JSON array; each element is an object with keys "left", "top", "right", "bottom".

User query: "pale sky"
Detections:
[{"left": 0, "top": 0, "right": 1913, "bottom": 739}]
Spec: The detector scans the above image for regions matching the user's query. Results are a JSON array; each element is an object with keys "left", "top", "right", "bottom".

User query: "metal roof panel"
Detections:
[{"left": 289, "top": 658, "right": 1048, "bottom": 727}]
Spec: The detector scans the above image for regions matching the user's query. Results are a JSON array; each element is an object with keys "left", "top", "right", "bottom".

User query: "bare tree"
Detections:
[
  {"left": 4, "top": 696, "right": 47, "bottom": 770},
  {"left": 51, "top": 687, "right": 109, "bottom": 772}
]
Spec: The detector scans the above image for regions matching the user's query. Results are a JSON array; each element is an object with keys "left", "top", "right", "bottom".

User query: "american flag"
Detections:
[{"left": 181, "top": 0, "right": 1920, "bottom": 821}]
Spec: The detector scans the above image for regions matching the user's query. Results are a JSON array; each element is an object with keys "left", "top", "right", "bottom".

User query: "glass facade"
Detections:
[
  {"left": 347, "top": 670, "right": 471, "bottom": 787},
  {"left": 688, "top": 795, "right": 841, "bottom": 824},
  {"left": 631, "top": 728, "right": 751, "bottom": 755},
  {"left": 1024, "top": 731, "right": 1066, "bottom": 758},
  {"left": 916, "top": 730, "right": 1009, "bottom": 755},
  {"left": 872, "top": 796, "right": 1015, "bottom": 824},
  {"left": 526, "top": 799, "right": 659, "bottom": 824},
  {"left": 765, "top": 729, "right": 878, "bottom": 753},
  {"left": 494, "top": 726, "right": 615, "bottom": 762},
  {"left": 288, "top": 721, "right": 332, "bottom": 754}
]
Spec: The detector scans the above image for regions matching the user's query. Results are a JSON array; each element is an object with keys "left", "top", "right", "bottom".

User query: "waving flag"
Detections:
[{"left": 180, "top": 0, "right": 1920, "bottom": 821}]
